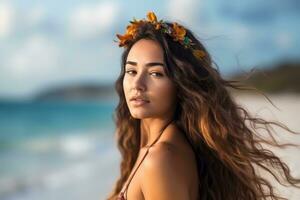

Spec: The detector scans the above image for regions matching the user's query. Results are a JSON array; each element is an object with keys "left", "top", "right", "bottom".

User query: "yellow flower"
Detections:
[
  {"left": 172, "top": 22, "right": 186, "bottom": 41},
  {"left": 192, "top": 49, "right": 206, "bottom": 59},
  {"left": 147, "top": 11, "right": 157, "bottom": 23}
]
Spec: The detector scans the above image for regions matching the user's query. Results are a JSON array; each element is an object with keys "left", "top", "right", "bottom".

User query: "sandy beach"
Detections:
[{"left": 233, "top": 93, "right": 300, "bottom": 200}]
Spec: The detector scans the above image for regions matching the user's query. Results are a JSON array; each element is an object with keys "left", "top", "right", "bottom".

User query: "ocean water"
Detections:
[{"left": 0, "top": 100, "right": 120, "bottom": 200}]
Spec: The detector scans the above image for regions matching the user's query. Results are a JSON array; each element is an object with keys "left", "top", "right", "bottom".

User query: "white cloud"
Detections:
[
  {"left": 0, "top": 35, "right": 121, "bottom": 98},
  {"left": 68, "top": 1, "right": 120, "bottom": 39},
  {"left": 165, "top": 0, "right": 202, "bottom": 26},
  {"left": 0, "top": 3, "right": 48, "bottom": 41},
  {"left": 7, "top": 35, "right": 61, "bottom": 77},
  {"left": 0, "top": 35, "right": 62, "bottom": 97},
  {"left": 0, "top": 2, "right": 15, "bottom": 38},
  {"left": 228, "top": 23, "right": 253, "bottom": 51},
  {"left": 26, "top": 5, "right": 47, "bottom": 27},
  {"left": 275, "top": 32, "right": 293, "bottom": 50}
]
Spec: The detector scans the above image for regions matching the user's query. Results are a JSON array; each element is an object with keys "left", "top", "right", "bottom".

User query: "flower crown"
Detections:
[{"left": 115, "top": 11, "right": 206, "bottom": 59}]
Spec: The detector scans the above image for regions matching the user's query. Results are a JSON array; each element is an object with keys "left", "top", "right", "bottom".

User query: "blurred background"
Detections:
[{"left": 0, "top": 0, "right": 299, "bottom": 199}]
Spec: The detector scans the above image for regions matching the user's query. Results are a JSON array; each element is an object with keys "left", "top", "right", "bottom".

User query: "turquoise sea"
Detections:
[{"left": 0, "top": 100, "right": 120, "bottom": 200}]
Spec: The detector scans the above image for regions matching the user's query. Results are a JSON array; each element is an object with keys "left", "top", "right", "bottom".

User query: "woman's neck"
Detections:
[{"left": 139, "top": 118, "right": 174, "bottom": 148}]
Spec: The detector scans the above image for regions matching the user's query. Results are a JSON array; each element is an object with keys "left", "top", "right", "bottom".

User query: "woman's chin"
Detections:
[{"left": 130, "top": 112, "right": 153, "bottom": 119}]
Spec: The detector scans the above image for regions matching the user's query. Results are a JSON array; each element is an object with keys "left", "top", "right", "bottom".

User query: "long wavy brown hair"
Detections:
[{"left": 107, "top": 22, "right": 300, "bottom": 200}]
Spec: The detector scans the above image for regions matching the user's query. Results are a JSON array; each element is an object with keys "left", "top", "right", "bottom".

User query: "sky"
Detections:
[{"left": 0, "top": 0, "right": 299, "bottom": 99}]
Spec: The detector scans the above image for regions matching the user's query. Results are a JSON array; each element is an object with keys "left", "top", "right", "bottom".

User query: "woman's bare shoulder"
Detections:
[
  {"left": 145, "top": 142, "right": 180, "bottom": 166},
  {"left": 140, "top": 142, "right": 191, "bottom": 199}
]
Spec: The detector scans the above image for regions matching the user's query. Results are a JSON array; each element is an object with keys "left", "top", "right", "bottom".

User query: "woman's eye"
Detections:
[
  {"left": 150, "top": 72, "right": 163, "bottom": 77},
  {"left": 125, "top": 70, "right": 136, "bottom": 75},
  {"left": 125, "top": 70, "right": 163, "bottom": 77}
]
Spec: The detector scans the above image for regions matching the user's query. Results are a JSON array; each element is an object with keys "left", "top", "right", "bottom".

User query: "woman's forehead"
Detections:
[{"left": 127, "top": 39, "right": 164, "bottom": 61}]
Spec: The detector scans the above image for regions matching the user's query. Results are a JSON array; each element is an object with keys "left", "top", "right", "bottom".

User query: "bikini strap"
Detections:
[{"left": 122, "top": 119, "right": 174, "bottom": 199}]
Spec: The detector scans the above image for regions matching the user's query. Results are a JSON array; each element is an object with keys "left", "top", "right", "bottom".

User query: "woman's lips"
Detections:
[{"left": 130, "top": 99, "right": 149, "bottom": 106}]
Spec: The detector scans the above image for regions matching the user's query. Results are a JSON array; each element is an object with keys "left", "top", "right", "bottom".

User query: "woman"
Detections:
[{"left": 107, "top": 11, "right": 300, "bottom": 200}]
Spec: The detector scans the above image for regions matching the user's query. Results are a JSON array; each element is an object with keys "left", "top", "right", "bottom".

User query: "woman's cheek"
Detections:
[
  {"left": 156, "top": 83, "right": 176, "bottom": 104},
  {"left": 122, "top": 79, "right": 130, "bottom": 100}
]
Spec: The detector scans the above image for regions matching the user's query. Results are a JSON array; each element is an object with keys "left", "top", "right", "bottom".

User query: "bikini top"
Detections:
[{"left": 117, "top": 120, "right": 174, "bottom": 200}]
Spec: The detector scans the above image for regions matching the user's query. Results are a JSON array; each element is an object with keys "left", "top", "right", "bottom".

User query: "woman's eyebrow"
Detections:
[{"left": 125, "top": 61, "right": 165, "bottom": 67}]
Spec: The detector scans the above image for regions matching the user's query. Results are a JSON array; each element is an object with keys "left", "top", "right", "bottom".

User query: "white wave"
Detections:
[
  {"left": 18, "top": 129, "right": 114, "bottom": 157},
  {"left": 59, "top": 134, "right": 94, "bottom": 157}
]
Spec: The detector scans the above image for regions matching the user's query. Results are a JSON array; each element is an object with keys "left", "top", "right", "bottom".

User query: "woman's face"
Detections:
[{"left": 123, "top": 39, "right": 177, "bottom": 119}]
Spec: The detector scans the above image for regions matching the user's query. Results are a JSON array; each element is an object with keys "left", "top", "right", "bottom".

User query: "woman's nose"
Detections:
[{"left": 132, "top": 71, "right": 146, "bottom": 91}]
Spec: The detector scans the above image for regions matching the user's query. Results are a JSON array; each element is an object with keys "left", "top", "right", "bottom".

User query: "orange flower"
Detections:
[
  {"left": 126, "top": 19, "right": 142, "bottom": 35},
  {"left": 147, "top": 11, "right": 157, "bottom": 23},
  {"left": 115, "top": 18, "right": 148, "bottom": 47},
  {"left": 172, "top": 22, "right": 186, "bottom": 41},
  {"left": 116, "top": 33, "right": 133, "bottom": 47},
  {"left": 126, "top": 24, "right": 137, "bottom": 35},
  {"left": 116, "top": 11, "right": 195, "bottom": 50},
  {"left": 154, "top": 23, "right": 161, "bottom": 30}
]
